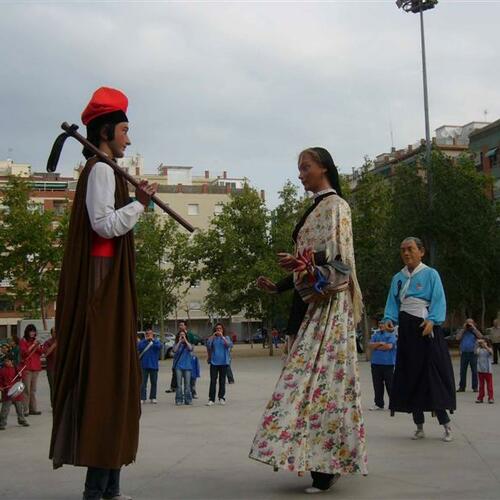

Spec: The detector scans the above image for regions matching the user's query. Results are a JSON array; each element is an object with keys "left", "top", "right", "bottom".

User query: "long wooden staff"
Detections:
[{"left": 47, "top": 122, "right": 195, "bottom": 233}]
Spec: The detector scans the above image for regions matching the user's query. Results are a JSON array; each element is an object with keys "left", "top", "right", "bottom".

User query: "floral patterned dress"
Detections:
[{"left": 249, "top": 195, "right": 368, "bottom": 476}]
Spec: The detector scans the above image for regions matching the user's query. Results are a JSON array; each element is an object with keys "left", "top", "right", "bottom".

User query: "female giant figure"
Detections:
[{"left": 249, "top": 147, "right": 367, "bottom": 493}]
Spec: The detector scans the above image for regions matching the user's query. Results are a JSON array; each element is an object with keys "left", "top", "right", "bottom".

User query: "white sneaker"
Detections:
[
  {"left": 218, "top": 398, "right": 226, "bottom": 406},
  {"left": 206, "top": 401, "right": 215, "bottom": 406},
  {"left": 412, "top": 429, "right": 425, "bottom": 440},
  {"left": 150, "top": 399, "right": 157, "bottom": 404},
  {"left": 304, "top": 487, "right": 323, "bottom": 494},
  {"left": 443, "top": 427, "right": 453, "bottom": 442},
  {"left": 369, "top": 405, "right": 384, "bottom": 411}
]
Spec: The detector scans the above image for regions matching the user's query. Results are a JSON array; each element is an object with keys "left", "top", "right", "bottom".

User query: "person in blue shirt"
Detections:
[
  {"left": 137, "top": 327, "right": 162, "bottom": 404},
  {"left": 205, "top": 323, "right": 233, "bottom": 406},
  {"left": 384, "top": 237, "right": 456, "bottom": 443},
  {"left": 369, "top": 320, "right": 397, "bottom": 411},
  {"left": 456, "top": 319, "right": 483, "bottom": 392},
  {"left": 172, "top": 330, "right": 194, "bottom": 405}
]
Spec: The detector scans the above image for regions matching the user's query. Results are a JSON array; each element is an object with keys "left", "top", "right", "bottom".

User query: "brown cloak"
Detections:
[{"left": 50, "top": 160, "right": 141, "bottom": 469}]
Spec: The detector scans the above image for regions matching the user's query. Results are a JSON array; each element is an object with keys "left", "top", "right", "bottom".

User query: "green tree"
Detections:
[
  {"left": 350, "top": 165, "right": 394, "bottom": 318},
  {"left": 386, "top": 151, "right": 500, "bottom": 328},
  {"left": 135, "top": 212, "right": 192, "bottom": 332},
  {"left": 430, "top": 153, "right": 500, "bottom": 327},
  {"left": 0, "top": 176, "right": 69, "bottom": 328},
  {"left": 263, "top": 181, "right": 311, "bottom": 331},
  {"left": 192, "top": 185, "right": 269, "bottom": 333}
]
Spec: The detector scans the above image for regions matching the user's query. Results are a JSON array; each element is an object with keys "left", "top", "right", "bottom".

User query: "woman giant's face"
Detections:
[{"left": 298, "top": 154, "right": 327, "bottom": 193}]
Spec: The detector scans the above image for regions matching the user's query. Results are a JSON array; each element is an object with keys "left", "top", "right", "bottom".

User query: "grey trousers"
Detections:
[{"left": 0, "top": 400, "right": 27, "bottom": 427}]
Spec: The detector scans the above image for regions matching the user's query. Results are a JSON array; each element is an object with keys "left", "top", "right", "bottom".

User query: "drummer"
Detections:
[{"left": 0, "top": 355, "right": 30, "bottom": 430}]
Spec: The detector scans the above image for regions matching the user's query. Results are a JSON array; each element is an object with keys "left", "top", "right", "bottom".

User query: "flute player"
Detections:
[{"left": 50, "top": 87, "right": 157, "bottom": 500}]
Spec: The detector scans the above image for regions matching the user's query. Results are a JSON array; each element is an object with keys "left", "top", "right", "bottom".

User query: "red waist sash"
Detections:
[{"left": 91, "top": 231, "right": 116, "bottom": 257}]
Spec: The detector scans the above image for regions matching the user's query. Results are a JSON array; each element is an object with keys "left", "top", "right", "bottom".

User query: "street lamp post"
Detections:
[{"left": 396, "top": 0, "right": 438, "bottom": 265}]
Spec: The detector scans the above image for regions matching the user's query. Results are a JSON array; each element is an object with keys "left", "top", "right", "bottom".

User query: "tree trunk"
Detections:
[
  {"left": 40, "top": 291, "right": 47, "bottom": 330},
  {"left": 268, "top": 323, "right": 274, "bottom": 357},
  {"left": 363, "top": 309, "right": 371, "bottom": 362},
  {"left": 481, "top": 287, "right": 486, "bottom": 332},
  {"left": 159, "top": 292, "right": 164, "bottom": 337}
]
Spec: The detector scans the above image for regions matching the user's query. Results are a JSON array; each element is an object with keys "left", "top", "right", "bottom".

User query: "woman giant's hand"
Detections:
[
  {"left": 256, "top": 276, "right": 277, "bottom": 293},
  {"left": 277, "top": 253, "right": 301, "bottom": 272}
]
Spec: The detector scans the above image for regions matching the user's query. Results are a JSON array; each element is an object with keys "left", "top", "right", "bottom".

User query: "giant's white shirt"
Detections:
[{"left": 85, "top": 162, "right": 144, "bottom": 238}]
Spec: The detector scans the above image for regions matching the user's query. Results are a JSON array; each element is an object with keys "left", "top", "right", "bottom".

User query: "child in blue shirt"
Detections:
[{"left": 369, "top": 321, "right": 397, "bottom": 411}]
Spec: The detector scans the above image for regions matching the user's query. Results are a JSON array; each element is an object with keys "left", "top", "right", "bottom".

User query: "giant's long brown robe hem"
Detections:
[{"left": 49, "top": 159, "right": 141, "bottom": 470}]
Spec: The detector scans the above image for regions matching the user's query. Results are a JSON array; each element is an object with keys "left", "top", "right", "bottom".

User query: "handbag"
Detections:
[{"left": 294, "top": 251, "right": 351, "bottom": 303}]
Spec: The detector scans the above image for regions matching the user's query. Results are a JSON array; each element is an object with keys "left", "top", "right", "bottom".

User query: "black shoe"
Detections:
[
  {"left": 29, "top": 411, "right": 42, "bottom": 415},
  {"left": 456, "top": 388, "right": 465, "bottom": 393},
  {"left": 19, "top": 420, "right": 30, "bottom": 427},
  {"left": 473, "top": 389, "right": 478, "bottom": 393},
  {"left": 0, "top": 426, "right": 5, "bottom": 430},
  {"left": 165, "top": 389, "right": 175, "bottom": 393}
]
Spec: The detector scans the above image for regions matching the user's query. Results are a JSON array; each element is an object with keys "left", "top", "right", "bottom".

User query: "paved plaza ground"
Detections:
[{"left": 1, "top": 346, "right": 499, "bottom": 500}]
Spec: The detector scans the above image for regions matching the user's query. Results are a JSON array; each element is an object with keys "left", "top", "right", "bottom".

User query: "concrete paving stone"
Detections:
[{"left": 1, "top": 350, "right": 499, "bottom": 500}]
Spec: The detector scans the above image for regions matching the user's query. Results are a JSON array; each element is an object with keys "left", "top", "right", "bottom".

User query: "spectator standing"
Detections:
[
  {"left": 206, "top": 323, "right": 233, "bottom": 406},
  {"left": 475, "top": 338, "right": 494, "bottom": 404},
  {"left": 0, "top": 356, "right": 30, "bottom": 430},
  {"left": 488, "top": 319, "right": 500, "bottom": 365},
  {"left": 9, "top": 332, "right": 21, "bottom": 366},
  {"left": 165, "top": 320, "right": 189, "bottom": 394},
  {"left": 456, "top": 319, "right": 483, "bottom": 392},
  {"left": 43, "top": 327, "right": 57, "bottom": 408},
  {"left": 271, "top": 327, "right": 280, "bottom": 349},
  {"left": 172, "top": 330, "right": 194, "bottom": 405},
  {"left": 138, "top": 327, "right": 162, "bottom": 404},
  {"left": 369, "top": 321, "right": 396, "bottom": 411},
  {"left": 19, "top": 324, "right": 43, "bottom": 416}
]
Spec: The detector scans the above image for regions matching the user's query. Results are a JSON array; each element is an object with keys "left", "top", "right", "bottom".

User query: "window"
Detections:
[
  {"left": 0, "top": 299, "right": 14, "bottom": 312},
  {"left": 28, "top": 203, "right": 44, "bottom": 214},
  {"left": 0, "top": 278, "right": 11, "bottom": 288},
  {"left": 190, "top": 280, "right": 201, "bottom": 288},
  {"left": 214, "top": 204, "right": 223, "bottom": 215},
  {"left": 189, "top": 301, "right": 201, "bottom": 310},
  {"left": 187, "top": 204, "right": 200, "bottom": 216},
  {"left": 53, "top": 201, "right": 66, "bottom": 216}
]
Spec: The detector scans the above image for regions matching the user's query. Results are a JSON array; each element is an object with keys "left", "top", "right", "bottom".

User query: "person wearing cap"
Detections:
[{"left": 49, "top": 87, "right": 157, "bottom": 500}]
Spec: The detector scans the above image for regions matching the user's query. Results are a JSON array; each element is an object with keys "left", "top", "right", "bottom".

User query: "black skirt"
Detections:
[{"left": 390, "top": 311, "right": 456, "bottom": 414}]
